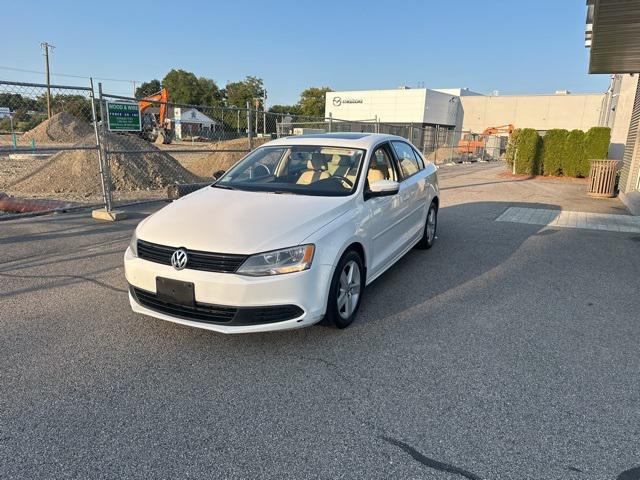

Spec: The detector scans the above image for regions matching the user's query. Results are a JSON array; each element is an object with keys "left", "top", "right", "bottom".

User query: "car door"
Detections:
[
  {"left": 362, "top": 143, "right": 408, "bottom": 277},
  {"left": 390, "top": 141, "right": 429, "bottom": 245}
]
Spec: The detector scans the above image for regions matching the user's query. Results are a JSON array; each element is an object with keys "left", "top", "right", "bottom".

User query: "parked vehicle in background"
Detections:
[{"left": 124, "top": 133, "right": 440, "bottom": 333}]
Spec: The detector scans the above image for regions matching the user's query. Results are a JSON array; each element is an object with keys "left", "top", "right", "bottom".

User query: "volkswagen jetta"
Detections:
[{"left": 124, "top": 133, "right": 439, "bottom": 333}]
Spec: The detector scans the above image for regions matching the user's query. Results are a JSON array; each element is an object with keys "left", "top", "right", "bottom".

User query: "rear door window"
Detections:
[{"left": 391, "top": 141, "right": 422, "bottom": 178}]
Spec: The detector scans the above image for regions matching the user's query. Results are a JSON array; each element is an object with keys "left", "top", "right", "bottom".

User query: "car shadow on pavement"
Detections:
[{"left": 167, "top": 200, "right": 562, "bottom": 347}]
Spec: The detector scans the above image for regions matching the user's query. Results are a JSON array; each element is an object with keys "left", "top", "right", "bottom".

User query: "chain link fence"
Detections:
[
  {"left": 0, "top": 77, "right": 507, "bottom": 218},
  {"left": 0, "top": 79, "right": 106, "bottom": 216}
]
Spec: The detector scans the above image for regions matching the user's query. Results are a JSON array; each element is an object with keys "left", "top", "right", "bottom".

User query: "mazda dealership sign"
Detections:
[{"left": 332, "top": 96, "right": 363, "bottom": 107}]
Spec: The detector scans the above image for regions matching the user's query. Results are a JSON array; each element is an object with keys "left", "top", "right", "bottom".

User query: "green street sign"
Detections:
[{"left": 106, "top": 101, "right": 141, "bottom": 131}]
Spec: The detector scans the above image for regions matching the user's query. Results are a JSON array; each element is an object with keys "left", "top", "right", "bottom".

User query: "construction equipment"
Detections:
[
  {"left": 457, "top": 124, "right": 514, "bottom": 156},
  {"left": 139, "top": 88, "right": 172, "bottom": 144}
]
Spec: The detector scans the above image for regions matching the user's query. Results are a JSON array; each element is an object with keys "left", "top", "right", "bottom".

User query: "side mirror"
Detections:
[
  {"left": 212, "top": 169, "right": 226, "bottom": 180},
  {"left": 365, "top": 180, "right": 400, "bottom": 200}
]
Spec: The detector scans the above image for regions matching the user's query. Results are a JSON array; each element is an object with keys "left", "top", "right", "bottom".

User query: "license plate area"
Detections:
[{"left": 156, "top": 277, "right": 195, "bottom": 307}]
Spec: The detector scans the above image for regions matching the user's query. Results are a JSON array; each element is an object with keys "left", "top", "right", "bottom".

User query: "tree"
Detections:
[
  {"left": 134, "top": 79, "right": 161, "bottom": 99},
  {"left": 541, "top": 129, "right": 568, "bottom": 176},
  {"left": 197, "top": 77, "right": 223, "bottom": 106},
  {"left": 505, "top": 129, "right": 521, "bottom": 168},
  {"left": 162, "top": 69, "right": 203, "bottom": 105},
  {"left": 299, "top": 87, "right": 332, "bottom": 117},
  {"left": 584, "top": 127, "right": 611, "bottom": 161},
  {"left": 563, "top": 129, "right": 586, "bottom": 177},
  {"left": 269, "top": 104, "right": 302, "bottom": 116},
  {"left": 514, "top": 128, "right": 542, "bottom": 175},
  {"left": 224, "top": 76, "right": 265, "bottom": 109}
]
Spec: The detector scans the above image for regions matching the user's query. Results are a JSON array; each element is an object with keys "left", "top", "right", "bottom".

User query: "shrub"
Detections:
[
  {"left": 563, "top": 129, "right": 586, "bottom": 177},
  {"left": 504, "top": 129, "right": 521, "bottom": 168},
  {"left": 514, "top": 128, "right": 541, "bottom": 175},
  {"left": 584, "top": 127, "right": 611, "bottom": 159},
  {"left": 541, "top": 129, "right": 568, "bottom": 176}
]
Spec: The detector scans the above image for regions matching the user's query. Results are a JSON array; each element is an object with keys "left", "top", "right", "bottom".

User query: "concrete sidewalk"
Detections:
[{"left": 438, "top": 162, "right": 630, "bottom": 214}]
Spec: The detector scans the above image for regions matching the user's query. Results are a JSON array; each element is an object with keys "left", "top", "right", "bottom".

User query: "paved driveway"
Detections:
[{"left": 1, "top": 163, "right": 639, "bottom": 479}]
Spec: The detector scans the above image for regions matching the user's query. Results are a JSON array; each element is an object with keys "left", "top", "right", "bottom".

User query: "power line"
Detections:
[{"left": 0, "top": 65, "right": 144, "bottom": 84}]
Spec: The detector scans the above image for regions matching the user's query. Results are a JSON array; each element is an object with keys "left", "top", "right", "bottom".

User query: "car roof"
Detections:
[{"left": 262, "top": 133, "right": 409, "bottom": 150}]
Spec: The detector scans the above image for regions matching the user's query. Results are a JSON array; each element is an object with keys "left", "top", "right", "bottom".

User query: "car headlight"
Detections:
[
  {"left": 129, "top": 230, "right": 138, "bottom": 257},
  {"left": 237, "top": 244, "right": 315, "bottom": 276}
]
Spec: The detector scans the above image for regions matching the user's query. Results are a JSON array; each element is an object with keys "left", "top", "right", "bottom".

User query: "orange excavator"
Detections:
[
  {"left": 458, "top": 124, "right": 514, "bottom": 155},
  {"left": 139, "top": 88, "right": 173, "bottom": 144}
]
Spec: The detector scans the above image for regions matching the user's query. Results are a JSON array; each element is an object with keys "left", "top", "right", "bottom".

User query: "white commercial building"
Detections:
[
  {"left": 324, "top": 88, "right": 462, "bottom": 128},
  {"left": 324, "top": 86, "right": 607, "bottom": 136}
]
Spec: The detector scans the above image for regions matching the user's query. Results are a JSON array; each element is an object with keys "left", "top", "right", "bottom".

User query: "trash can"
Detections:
[{"left": 587, "top": 159, "right": 619, "bottom": 198}]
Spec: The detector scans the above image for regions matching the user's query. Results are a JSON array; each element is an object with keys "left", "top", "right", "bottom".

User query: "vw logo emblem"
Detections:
[
  {"left": 332, "top": 96, "right": 341, "bottom": 107},
  {"left": 171, "top": 248, "right": 188, "bottom": 270}
]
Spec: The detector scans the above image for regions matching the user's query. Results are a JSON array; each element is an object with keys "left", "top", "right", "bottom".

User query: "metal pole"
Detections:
[
  {"left": 247, "top": 102, "right": 254, "bottom": 150},
  {"left": 237, "top": 108, "right": 240, "bottom": 135},
  {"left": 95, "top": 81, "right": 113, "bottom": 212},
  {"left": 254, "top": 102, "right": 258, "bottom": 134},
  {"left": 9, "top": 114, "right": 16, "bottom": 149},
  {"left": 40, "top": 42, "right": 55, "bottom": 119},
  {"left": 220, "top": 107, "right": 224, "bottom": 140},
  {"left": 263, "top": 89, "right": 267, "bottom": 136},
  {"left": 328, "top": 112, "right": 333, "bottom": 133}
]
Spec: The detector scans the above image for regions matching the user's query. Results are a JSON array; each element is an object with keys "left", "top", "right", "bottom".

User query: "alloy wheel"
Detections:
[
  {"left": 426, "top": 207, "right": 436, "bottom": 243},
  {"left": 337, "top": 260, "right": 361, "bottom": 320}
]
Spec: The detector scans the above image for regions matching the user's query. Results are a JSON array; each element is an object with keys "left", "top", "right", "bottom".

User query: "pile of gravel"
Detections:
[
  {"left": 21, "top": 112, "right": 93, "bottom": 144},
  {"left": 187, "top": 137, "right": 270, "bottom": 177},
  {"left": 9, "top": 132, "right": 203, "bottom": 195}
]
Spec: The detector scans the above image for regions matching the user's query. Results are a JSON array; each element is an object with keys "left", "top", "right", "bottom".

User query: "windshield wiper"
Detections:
[{"left": 211, "top": 184, "right": 237, "bottom": 190}]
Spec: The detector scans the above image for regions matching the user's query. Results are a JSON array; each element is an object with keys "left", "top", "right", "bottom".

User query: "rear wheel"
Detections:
[
  {"left": 324, "top": 250, "right": 364, "bottom": 329},
  {"left": 415, "top": 201, "right": 438, "bottom": 249}
]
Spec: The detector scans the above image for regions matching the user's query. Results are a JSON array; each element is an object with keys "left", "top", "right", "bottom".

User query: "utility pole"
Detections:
[{"left": 40, "top": 42, "right": 55, "bottom": 119}]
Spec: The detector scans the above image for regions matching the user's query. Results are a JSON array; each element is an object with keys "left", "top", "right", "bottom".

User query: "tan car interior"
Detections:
[
  {"left": 296, "top": 153, "right": 332, "bottom": 185},
  {"left": 296, "top": 153, "right": 358, "bottom": 185},
  {"left": 368, "top": 148, "right": 396, "bottom": 185},
  {"left": 295, "top": 148, "right": 398, "bottom": 187}
]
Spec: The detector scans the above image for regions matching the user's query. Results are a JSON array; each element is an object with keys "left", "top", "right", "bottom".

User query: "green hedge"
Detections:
[
  {"left": 563, "top": 129, "right": 586, "bottom": 177},
  {"left": 504, "top": 129, "right": 521, "bottom": 168},
  {"left": 514, "top": 128, "right": 541, "bottom": 175},
  {"left": 541, "top": 129, "right": 568, "bottom": 176},
  {"left": 510, "top": 126, "right": 610, "bottom": 178},
  {"left": 584, "top": 126, "right": 611, "bottom": 160}
]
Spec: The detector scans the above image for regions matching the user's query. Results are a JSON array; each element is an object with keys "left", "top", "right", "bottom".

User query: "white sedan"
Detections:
[{"left": 124, "top": 133, "right": 439, "bottom": 333}]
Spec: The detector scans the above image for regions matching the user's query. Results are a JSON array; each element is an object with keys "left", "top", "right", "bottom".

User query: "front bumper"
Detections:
[{"left": 124, "top": 247, "right": 333, "bottom": 333}]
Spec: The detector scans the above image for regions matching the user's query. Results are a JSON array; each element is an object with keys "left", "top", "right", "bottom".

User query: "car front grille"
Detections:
[
  {"left": 130, "top": 286, "right": 304, "bottom": 326},
  {"left": 137, "top": 240, "right": 248, "bottom": 273}
]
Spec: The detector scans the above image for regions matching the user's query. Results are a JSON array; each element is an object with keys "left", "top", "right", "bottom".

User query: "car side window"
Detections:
[
  {"left": 391, "top": 141, "right": 422, "bottom": 178},
  {"left": 367, "top": 145, "right": 397, "bottom": 185},
  {"left": 411, "top": 146, "right": 426, "bottom": 169}
]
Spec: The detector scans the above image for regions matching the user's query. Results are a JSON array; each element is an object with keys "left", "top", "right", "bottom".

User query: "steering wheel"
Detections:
[
  {"left": 253, "top": 163, "right": 271, "bottom": 177},
  {"left": 332, "top": 175, "right": 354, "bottom": 188}
]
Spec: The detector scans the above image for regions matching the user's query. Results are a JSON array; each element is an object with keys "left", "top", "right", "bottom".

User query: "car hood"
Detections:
[{"left": 137, "top": 186, "right": 354, "bottom": 254}]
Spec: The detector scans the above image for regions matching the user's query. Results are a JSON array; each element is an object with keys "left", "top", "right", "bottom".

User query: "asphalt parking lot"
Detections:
[{"left": 1, "top": 163, "right": 639, "bottom": 480}]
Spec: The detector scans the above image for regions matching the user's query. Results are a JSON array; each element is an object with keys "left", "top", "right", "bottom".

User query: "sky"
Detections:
[{"left": 0, "top": 0, "right": 610, "bottom": 106}]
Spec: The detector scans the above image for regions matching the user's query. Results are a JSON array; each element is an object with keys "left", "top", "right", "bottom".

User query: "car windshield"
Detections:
[{"left": 214, "top": 145, "right": 365, "bottom": 196}]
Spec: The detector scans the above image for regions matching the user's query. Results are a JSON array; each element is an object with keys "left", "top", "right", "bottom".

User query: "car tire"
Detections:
[
  {"left": 415, "top": 201, "right": 438, "bottom": 250},
  {"left": 323, "top": 250, "right": 364, "bottom": 329}
]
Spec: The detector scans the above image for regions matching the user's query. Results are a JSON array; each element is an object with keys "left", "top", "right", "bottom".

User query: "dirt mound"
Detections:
[
  {"left": 425, "top": 147, "right": 460, "bottom": 163},
  {"left": 9, "top": 132, "right": 203, "bottom": 196},
  {"left": 187, "top": 137, "right": 271, "bottom": 177},
  {"left": 21, "top": 112, "right": 93, "bottom": 144}
]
